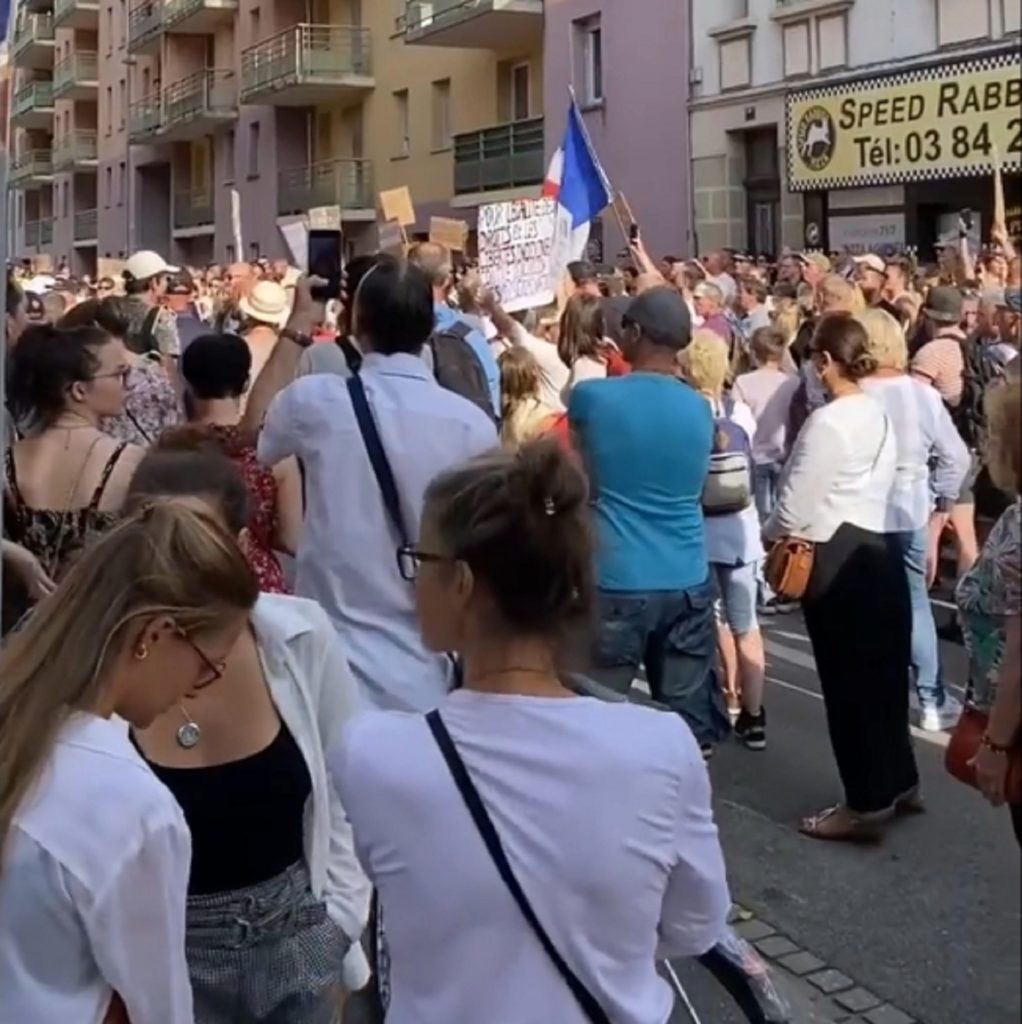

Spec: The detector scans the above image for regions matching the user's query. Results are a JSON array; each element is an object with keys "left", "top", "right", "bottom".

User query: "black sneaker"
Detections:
[{"left": 734, "top": 709, "right": 766, "bottom": 751}]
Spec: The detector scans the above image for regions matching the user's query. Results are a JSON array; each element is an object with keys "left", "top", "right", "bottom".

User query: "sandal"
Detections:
[{"left": 799, "top": 804, "right": 885, "bottom": 844}]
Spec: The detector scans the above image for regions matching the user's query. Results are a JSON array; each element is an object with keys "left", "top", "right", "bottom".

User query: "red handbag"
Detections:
[{"left": 945, "top": 707, "right": 1022, "bottom": 805}]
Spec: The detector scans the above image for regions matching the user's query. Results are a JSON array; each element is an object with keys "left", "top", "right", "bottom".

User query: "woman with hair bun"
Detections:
[
  {"left": 0, "top": 498, "right": 259, "bottom": 1024},
  {"left": 330, "top": 439, "right": 731, "bottom": 1023},
  {"left": 766, "top": 314, "right": 915, "bottom": 842}
]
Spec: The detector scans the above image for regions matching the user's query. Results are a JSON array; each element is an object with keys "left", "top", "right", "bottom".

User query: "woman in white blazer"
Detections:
[{"left": 127, "top": 444, "right": 370, "bottom": 1024}]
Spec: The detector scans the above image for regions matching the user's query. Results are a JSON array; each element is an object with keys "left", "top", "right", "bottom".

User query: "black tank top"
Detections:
[{"left": 137, "top": 720, "right": 312, "bottom": 895}]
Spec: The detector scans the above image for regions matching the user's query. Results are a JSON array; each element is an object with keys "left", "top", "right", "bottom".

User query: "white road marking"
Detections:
[{"left": 764, "top": 637, "right": 817, "bottom": 671}]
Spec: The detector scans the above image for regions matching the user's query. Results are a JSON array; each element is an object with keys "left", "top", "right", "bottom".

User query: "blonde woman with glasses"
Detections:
[{"left": 0, "top": 499, "right": 259, "bottom": 1024}]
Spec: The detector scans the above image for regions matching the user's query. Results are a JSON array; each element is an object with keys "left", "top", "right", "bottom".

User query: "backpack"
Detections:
[
  {"left": 427, "top": 321, "right": 497, "bottom": 424},
  {"left": 128, "top": 305, "right": 161, "bottom": 358},
  {"left": 954, "top": 338, "right": 1006, "bottom": 449},
  {"left": 702, "top": 397, "right": 753, "bottom": 516}
]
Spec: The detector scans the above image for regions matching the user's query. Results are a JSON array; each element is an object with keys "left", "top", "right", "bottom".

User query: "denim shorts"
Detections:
[{"left": 712, "top": 561, "right": 759, "bottom": 634}]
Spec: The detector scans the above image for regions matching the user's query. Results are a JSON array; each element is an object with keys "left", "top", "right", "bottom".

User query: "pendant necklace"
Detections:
[{"left": 176, "top": 706, "right": 201, "bottom": 749}]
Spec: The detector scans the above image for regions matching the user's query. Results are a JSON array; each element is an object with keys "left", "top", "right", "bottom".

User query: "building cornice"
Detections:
[{"left": 708, "top": 16, "right": 757, "bottom": 42}]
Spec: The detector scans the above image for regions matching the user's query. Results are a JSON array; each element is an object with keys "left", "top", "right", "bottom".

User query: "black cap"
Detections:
[{"left": 623, "top": 286, "right": 692, "bottom": 351}]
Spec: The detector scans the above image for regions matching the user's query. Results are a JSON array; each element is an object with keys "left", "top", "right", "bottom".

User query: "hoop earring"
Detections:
[{"left": 134, "top": 645, "right": 149, "bottom": 661}]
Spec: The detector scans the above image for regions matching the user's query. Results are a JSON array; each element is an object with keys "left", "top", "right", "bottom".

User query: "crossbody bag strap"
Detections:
[
  {"left": 425, "top": 710, "right": 613, "bottom": 1024},
  {"left": 346, "top": 373, "right": 409, "bottom": 547}
]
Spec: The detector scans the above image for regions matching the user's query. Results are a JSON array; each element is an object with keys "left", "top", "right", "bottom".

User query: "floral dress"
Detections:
[
  {"left": 102, "top": 360, "right": 181, "bottom": 446},
  {"left": 955, "top": 498, "right": 1021, "bottom": 713}
]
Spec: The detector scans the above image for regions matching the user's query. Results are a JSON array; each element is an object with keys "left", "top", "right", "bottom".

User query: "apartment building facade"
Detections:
[{"left": 691, "top": 0, "right": 1021, "bottom": 257}]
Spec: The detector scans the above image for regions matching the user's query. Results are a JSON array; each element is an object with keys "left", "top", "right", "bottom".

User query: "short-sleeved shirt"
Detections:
[
  {"left": 956, "top": 499, "right": 1021, "bottom": 712},
  {"left": 123, "top": 296, "right": 181, "bottom": 358},
  {"left": 568, "top": 373, "right": 714, "bottom": 592},
  {"left": 910, "top": 329, "right": 965, "bottom": 407}
]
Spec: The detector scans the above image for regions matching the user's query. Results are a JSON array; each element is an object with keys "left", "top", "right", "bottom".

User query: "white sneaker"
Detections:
[{"left": 916, "top": 693, "right": 963, "bottom": 733}]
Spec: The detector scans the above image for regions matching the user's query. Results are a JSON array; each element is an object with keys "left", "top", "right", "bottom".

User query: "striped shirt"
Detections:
[{"left": 910, "top": 327, "right": 965, "bottom": 407}]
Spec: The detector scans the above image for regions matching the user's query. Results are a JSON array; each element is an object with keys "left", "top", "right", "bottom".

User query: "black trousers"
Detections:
[{"left": 802, "top": 523, "right": 918, "bottom": 814}]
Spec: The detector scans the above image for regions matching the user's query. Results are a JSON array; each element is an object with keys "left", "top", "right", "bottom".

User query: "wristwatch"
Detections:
[{"left": 279, "top": 327, "right": 314, "bottom": 348}]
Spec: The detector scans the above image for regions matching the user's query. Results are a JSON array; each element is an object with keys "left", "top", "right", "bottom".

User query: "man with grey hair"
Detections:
[
  {"left": 407, "top": 242, "right": 500, "bottom": 417},
  {"left": 692, "top": 281, "right": 733, "bottom": 345}
]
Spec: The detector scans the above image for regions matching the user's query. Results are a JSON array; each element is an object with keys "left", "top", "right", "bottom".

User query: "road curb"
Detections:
[{"left": 731, "top": 905, "right": 919, "bottom": 1024}]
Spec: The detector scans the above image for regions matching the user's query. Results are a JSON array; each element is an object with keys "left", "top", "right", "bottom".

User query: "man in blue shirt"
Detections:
[
  {"left": 408, "top": 242, "right": 500, "bottom": 417},
  {"left": 569, "top": 286, "right": 729, "bottom": 753}
]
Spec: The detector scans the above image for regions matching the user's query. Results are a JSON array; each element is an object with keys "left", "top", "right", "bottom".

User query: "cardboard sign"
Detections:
[
  {"left": 97, "top": 257, "right": 126, "bottom": 281},
  {"left": 378, "top": 218, "right": 406, "bottom": 253},
  {"left": 477, "top": 198, "right": 557, "bottom": 314},
  {"left": 429, "top": 216, "right": 468, "bottom": 252},
  {"left": 309, "top": 205, "right": 342, "bottom": 231},
  {"left": 379, "top": 186, "right": 416, "bottom": 227}
]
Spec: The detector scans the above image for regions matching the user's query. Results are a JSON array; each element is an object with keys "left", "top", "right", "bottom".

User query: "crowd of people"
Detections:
[{"left": 0, "top": 217, "right": 1019, "bottom": 1023}]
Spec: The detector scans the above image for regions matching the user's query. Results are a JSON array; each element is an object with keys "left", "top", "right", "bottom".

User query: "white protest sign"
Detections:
[{"left": 477, "top": 197, "right": 556, "bottom": 313}]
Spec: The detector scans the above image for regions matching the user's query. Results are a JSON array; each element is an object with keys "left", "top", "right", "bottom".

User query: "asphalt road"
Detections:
[{"left": 697, "top": 601, "right": 1021, "bottom": 1024}]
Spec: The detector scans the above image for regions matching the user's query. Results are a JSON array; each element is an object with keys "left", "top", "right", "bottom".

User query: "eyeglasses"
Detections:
[
  {"left": 91, "top": 366, "right": 132, "bottom": 386},
  {"left": 177, "top": 630, "right": 227, "bottom": 690},
  {"left": 396, "top": 544, "right": 453, "bottom": 582}
]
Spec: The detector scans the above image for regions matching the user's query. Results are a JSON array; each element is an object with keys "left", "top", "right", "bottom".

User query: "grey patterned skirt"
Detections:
[{"left": 186, "top": 861, "right": 349, "bottom": 1024}]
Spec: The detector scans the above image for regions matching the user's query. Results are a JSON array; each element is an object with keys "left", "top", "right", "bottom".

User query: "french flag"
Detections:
[{"left": 544, "top": 95, "right": 613, "bottom": 281}]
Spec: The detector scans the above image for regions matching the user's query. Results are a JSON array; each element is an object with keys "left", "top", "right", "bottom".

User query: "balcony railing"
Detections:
[
  {"left": 128, "top": 0, "right": 163, "bottom": 51},
  {"left": 278, "top": 158, "right": 374, "bottom": 216},
  {"left": 163, "top": 0, "right": 237, "bottom": 31},
  {"left": 162, "top": 69, "right": 238, "bottom": 131},
  {"left": 74, "top": 208, "right": 98, "bottom": 241},
  {"left": 11, "top": 150, "right": 55, "bottom": 184},
  {"left": 453, "top": 116, "right": 544, "bottom": 195},
  {"left": 54, "top": 130, "right": 99, "bottom": 169},
  {"left": 41, "top": 218, "right": 55, "bottom": 244},
  {"left": 54, "top": 51, "right": 99, "bottom": 96},
  {"left": 129, "top": 92, "right": 164, "bottom": 139},
  {"left": 405, "top": 0, "right": 543, "bottom": 46},
  {"left": 173, "top": 188, "right": 214, "bottom": 230},
  {"left": 25, "top": 220, "right": 41, "bottom": 246},
  {"left": 11, "top": 80, "right": 55, "bottom": 119},
  {"left": 241, "top": 24, "right": 372, "bottom": 102},
  {"left": 54, "top": 0, "right": 101, "bottom": 27},
  {"left": 13, "top": 13, "right": 55, "bottom": 54}
]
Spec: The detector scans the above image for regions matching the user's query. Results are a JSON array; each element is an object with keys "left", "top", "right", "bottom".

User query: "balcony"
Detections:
[
  {"left": 128, "top": 93, "right": 164, "bottom": 141},
  {"left": 164, "top": 0, "right": 237, "bottom": 35},
  {"left": 11, "top": 80, "right": 55, "bottom": 130},
  {"left": 25, "top": 217, "right": 57, "bottom": 248},
  {"left": 53, "top": 51, "right": 99, "bottom": 100},
  {"left": 11, "top": 150, "right": 55, "bottom": 188},
  {"left": 54, "top": 130, "right": 99, "bottom": 171},
  {"left": 173, "top": 188, "right": 214, "bottom": 232},
  {"left": 23, "top": 0, "right": 53, "bottom": 13},
  {"left": 12, "top": 15, "right": 56, "bottom": 70},
  {"left": 453, "top": 116, "right": 544, "bottom": 196},
  {"left": 128, "top": 0, "right": 163, "bottom": 54},
  {"left": 405, "top": 0, "right": 542, "bottom": 49},
  {"left": 74, "top": 208, "right": 98, "bottom": 244},
  {"left": 278, "top": 158, "right": 374, "bottom": 218},
  {"left": 241, "top": 24, "right": 373, "bottom": 106},
  {"left": 160, "top": 69, "right": 238, "bottom": 141},
  {"left": 54, "top": 0, "right": 101, "bottom": 29}
]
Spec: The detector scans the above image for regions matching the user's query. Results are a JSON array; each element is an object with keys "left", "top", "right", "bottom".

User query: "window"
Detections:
[
  {"left": 394, "top": 88, "right": 410, "bottom": 157},
  {"left": 105, "top": 7, "right": 113, "bottom": 53},
  {"left": 250, "top": 6, "right": 260, "bottom": 42},
  {"left": 510, "top": 63, "right": 530, "bottom": 121},
  {"left": 62, "top": 183, "right": 69, "bottom": 218},
  {"left": 782, "top": 20, "right": 811, "bottom": 77},
  {"left": 118, "top": 0, "right": 125, "bottom": 47},
  {"left": 105, "top": 86, "right": 113, "bottom": 134},
  {"left": 249, "top": 241, "right": 260, "bottom": 260},
  {"left": 816, "top": 13, "right": 847, "bottom": 70},
  {"left": 431, "top": 79, "right": 451, "bottom": 151},
  {"left": 247, "top": 120, "right": 260, "bottom": 177},
  {"left": 118, "top": 161, "right": 126, "bottom": 205},
  {"left": 223, "top": 129, "right": 235, "bottom": 183},
  {"left": 118, "top": 78, "right": 126, "bottom": 129},
  {"left": 582, "top": 22, "right": 603, "bottom": 104},
  {"left": 105, "top": 166, "right": 113, "bottom": 207},
  {"left": 226, "top": 243, "right": 235, "bottom": 263},
  {"left": 937, "top": 0, "right": 988, "bottom": 45}
]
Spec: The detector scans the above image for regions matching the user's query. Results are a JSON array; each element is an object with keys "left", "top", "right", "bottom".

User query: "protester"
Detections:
[
  {"left": 122, "top": 250, "right": 181, "bottom": 359},
  {"left": 215, "top": 262, "right": 256, "bottom": 333},
  {"left": 692, "top": 282, "right": 733, "bottom": 346},
  {"left": 236, "top": 280, "right": 291, "bottom": 415},
  {"left": 854, "top": 254, "right": 889, "bottom": 308},
  {"left": 0, "top": 499, "right": 257, "bottom": 1024},
  {"left": 165, "top": 270, "right": 207, "bottom": 353},
  {"left": 570, "top": 287, "right": 729, "bottom": 756},
  {"left": 681, "top": 331, "right": 766, "bottom": 747},
  {"left": 567, "top": 259, "right": 602, "bottom": 297},
  {"left": 498, "top": 347, "right": 557, "bottom": 449},
  {"left": 557, "top": 292, "right": 609, "bottom": 400},
  {"left": 766, "top": 315, "right": 917, "bottom": 841},
  {"left": 257, "top": 262, "right": 496, "bottom": 711},
  {"left": 176, "top": 332, "right": 303, "bottom": 592},
  {"left": 884, "top": 255, "right": 915, "bottom": 305},
  {"left": 857, "top": 308, "right": 970, "bottom": 731},
  {"left": 910, "top": 286, "right": 966, "bottom": 407},
  {"left": 704, "top": 249, "right": 737, "bottom": 303},
  {"left": 126, "top": 450, "right": 371, "bottom": 1014},
  {"left": 955, "top": 375, "right": 1021, "bottom": 844},
  {"left": 738, "top": 277, "right": 772, "bottom": 337},
  {"left": 330, "top": 441, "right": 731, "bottom": 1022}
]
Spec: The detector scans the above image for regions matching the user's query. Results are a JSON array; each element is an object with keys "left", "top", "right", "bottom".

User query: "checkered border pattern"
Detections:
[{"left": 786, "top": 51, "right": 1022, "bottom": 192}]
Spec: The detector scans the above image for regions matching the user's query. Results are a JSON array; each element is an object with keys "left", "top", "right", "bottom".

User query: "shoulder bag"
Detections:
[
  {"left": 945, "top": 707, "right": 1022, "bottom": 804},
  {"left": 426, "top": 710, "right": 613, "bottom": 1024}
]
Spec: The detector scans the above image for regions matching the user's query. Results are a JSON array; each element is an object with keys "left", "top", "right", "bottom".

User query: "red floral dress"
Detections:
[{"left": 206, "top": 425, "right": 289, "bottom": 594}]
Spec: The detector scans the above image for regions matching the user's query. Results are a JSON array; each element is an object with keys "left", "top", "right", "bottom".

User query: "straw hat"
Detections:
[{"left": 238, "top": 280, "right": 290, "bottom": 328}]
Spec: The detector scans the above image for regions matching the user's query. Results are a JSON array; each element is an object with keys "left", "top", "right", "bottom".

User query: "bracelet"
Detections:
[{"left": 981, "top": 734, "right": 1013, "bottom": 754}]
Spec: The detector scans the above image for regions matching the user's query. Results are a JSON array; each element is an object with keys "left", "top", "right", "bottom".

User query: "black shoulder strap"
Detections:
[
  {"left": 425, "top": 710, "right": 612, "bottom": 1024},
  {"left": 346, "top": 374, "right": 408, "bottom": 547}
]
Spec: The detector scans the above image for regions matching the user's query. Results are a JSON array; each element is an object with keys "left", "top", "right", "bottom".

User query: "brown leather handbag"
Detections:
[
  {"left": 945, "top": 707, "right": 1022, "bottom": 805},
  {"left": 764, "top": 538, "right": 815, "bottom": 601}
]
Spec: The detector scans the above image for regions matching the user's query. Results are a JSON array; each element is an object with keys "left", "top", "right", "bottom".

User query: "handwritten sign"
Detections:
[
  {"left": 308, "top": 205, "right": 342, "bottom": 231},
  {"left": 429, "top": 216, "right": 469, "bottom": 252},
  {"left": 379, "top": 186, "right": 416, "bottom": 227},
  {"left": 378, "top": 219, "right": 406, "bottom": 253},
  {"left": 477, "top": 197, "right": 556, "bottom": 313}
]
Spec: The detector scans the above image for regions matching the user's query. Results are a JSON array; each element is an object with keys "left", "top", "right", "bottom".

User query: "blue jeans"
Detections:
[
  {"left": 894, "top": 527, "right": 945, "bottom": 709},
  {"left": 752, "top": 462, "right": 784, "bottom": 524},
  {"left": 590, "top": 579, "right": 731, "bottom": 746}
]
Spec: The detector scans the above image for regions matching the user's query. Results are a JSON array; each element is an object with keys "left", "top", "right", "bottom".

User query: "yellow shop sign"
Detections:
[{"left": 786, "top": 52, "right": 1021, "bottom": 191}]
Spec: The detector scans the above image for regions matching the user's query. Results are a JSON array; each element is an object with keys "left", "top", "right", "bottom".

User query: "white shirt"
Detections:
[
  {"left": 860, "top": 375, "right": 970, "bottom": 532},
  {"left": 510, "top": 322, "right": 570, "bottom": 412},
  {"left": 258, "top": 353, "right": 497, "bottom": 711},
  {"left": 0, "top": 715, "right": 193, "bottom": 1024},
  {"left": 562, "top": 354, "right": 607, "bottom": 404},
  {"left": 330, "top": 691, "right": 731, "bottom": 1024},
  {"left": 250, "top": 593, "right": 372, "bottom": 990},
  {"left": 765, "top": 392, "right": 896, "bottom": 544}
]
